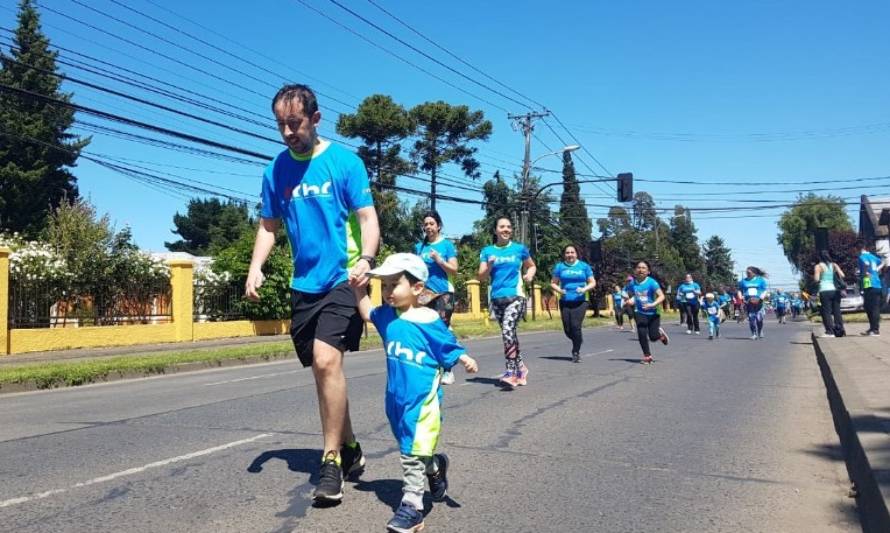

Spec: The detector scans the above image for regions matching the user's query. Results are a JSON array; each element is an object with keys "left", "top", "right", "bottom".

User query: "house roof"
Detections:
[{"left": 861, "top": 196, "right": 890, "bottom": 238}]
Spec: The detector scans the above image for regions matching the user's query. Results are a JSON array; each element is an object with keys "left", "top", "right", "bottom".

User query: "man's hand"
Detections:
[
  {"left": 349, "top": 258, "right": 371, "bottom": 287},
  {"left": 245, "top": 268, "right": 265, "bottom": 301},
  {"left": 522, "top": 272, "right": 534, "bottom": 284},
  {"left": 459, "top": 355, "right": 478, "bottom": 373}
]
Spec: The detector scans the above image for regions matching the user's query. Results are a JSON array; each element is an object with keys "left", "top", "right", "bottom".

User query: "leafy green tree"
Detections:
[
  {"left": 777, "top": 194, "right": 852, "bottom": 273},
  {"left": 558, "top": 151, "right": 592, "bottom": 257},
  {"left": 631, "top": 192, "right": 657, "bottom": 231},
  {"left": 165, "top": 198, "right": 253, "bottom": 255},
  {"left": 702, "top": 235, "right": 735, "bottom": 290},
  {"left": 409, "top": 101, "right": 492, "bottom": 211},
  {"left": 336, "top": 94, "right": 416, "bottom": 246},
  {"left": 471, "top": 171, "right": 517, "bottom": 243},
  {"left": 669, "top": 206, "right": 704, "bottom": 275},
  {"left": 596, "top": 206, "right": 630, "bottom": 239},
  {"left": 0, "top": 0, "right": 89, "bottom": 236},
  {"left": 799, "top": 229, "right": 859, "bottom": 293}
]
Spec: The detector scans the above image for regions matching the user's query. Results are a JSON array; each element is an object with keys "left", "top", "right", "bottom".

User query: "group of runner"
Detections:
[{"left": 244, "top": 83, "right": 884, "bottom": 533}]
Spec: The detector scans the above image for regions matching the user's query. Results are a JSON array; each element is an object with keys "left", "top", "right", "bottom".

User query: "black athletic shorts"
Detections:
[{"left": 290, "top": 281, "right": 363, "bottom": 367}]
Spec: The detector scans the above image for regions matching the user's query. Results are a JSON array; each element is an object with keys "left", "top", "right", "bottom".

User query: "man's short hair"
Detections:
[
  {"left": 272, "top": 84, "right": 318, "bottom": 116},
  {"left": 854, "top": 238, "right": 866, "bottom": 250}
]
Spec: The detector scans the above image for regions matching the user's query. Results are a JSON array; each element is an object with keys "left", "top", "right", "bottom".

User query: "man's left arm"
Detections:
[{"left": 349, "top": 206, "right": 380, "bottom": 287}]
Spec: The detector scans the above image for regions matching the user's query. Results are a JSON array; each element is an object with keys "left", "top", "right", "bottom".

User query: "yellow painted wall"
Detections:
[
  {"left": 193, "top": 320, "right": 290, "bottom": 341},
  {"left": 9, "top": 323, "right": 178, "bottom": 354}
]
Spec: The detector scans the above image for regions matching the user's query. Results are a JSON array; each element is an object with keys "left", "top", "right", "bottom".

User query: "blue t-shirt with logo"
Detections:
[
  {"left": 260, "top": 142, "right": 373, "bottom": 293},
  {"left": 703, "top": 300, "right": 721, "bottom": 322},
  {"left": 774, "top": 293, "right": 789, "bottom": 309},
  {"left": 480, "top": 242, "right": 530, "bottom": 299},
  {"left": 677, "top": 281, "right": 701, "bottom": 304},
  {"left": 738, "top": 276, "right": 769, "bottom": 304},
  {"left": 370, "top": 305, "right": 466, "bottom": 456},
  {"left": 629, "top": 276, "right": 661, "bottom": 316},
  {"left": 414, "top": 238, "right": 457, "bottom": 294},
  {"left": 612, "top": 291, "right": 624, "bottom": 310},
  {"left": 552, "top": 260, "right": 594, "bottom": 302},
  {"left": 859, "top": 251, "right": 884, "bottom": 290},
  {"left": 791, "top": 297, "right": 803, "bottom": 309}
]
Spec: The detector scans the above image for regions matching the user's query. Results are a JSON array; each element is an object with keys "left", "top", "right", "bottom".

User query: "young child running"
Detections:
[
  {"left": 354, "top": 253, "right": 478, "bottom": 533},
  {"left": 703, "top": 293, "right": 721, "bottom": 340}
]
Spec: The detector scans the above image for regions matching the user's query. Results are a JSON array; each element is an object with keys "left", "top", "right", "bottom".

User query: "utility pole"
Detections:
[{"left": 508, "top": 111, "right": 549, "bottom": 246}]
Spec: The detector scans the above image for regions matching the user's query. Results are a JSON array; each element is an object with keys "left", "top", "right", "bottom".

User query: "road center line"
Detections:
[
  {"left": 0, "top": 433, "right": 272, "bottom": 509},
  {"left": 203, "top": 370, "right": 299, "bottom": 386}
]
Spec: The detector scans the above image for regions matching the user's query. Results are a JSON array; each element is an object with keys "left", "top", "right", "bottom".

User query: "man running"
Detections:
[{"left": 246, "top": 84, "right": 380, "bottom": 504}]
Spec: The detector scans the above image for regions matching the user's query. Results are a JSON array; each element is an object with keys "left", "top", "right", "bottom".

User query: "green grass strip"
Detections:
[{"left": 0, "top": 315, "right": 613, "bottom": 390}]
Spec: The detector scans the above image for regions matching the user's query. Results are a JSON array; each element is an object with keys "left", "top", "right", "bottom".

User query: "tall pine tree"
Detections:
[
  {"left": 0, "top": 0, "right": 89, "bottom": 236},
  {"left": 557, "top": 151, "right": 592, "bottom": 257}
]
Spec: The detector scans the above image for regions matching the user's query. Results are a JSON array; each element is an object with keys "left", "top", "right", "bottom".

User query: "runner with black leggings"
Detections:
[
  {"left": 625, "top": 260, "right": 669, "bottom": 364},
  {"left": 550, "top": 244, "right": 596, "bottom": 362}
]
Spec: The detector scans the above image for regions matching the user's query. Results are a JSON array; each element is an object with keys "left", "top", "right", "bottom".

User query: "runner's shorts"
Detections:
[{"left": 290, "top": 281, "right": 363, "bottom": 367}]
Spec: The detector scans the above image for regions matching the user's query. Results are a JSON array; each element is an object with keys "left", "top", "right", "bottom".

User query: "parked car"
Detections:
[{"left": 840, "top": 284, "right": 864, "bottom": 313}]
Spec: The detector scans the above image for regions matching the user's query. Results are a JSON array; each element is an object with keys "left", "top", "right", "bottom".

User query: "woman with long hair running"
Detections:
[
  {"left": 550, "top": 244, "right": 596, "bottom": 363},
  {"left": 737, "top": 266, "right": 769, "bottom": 340},
  {"left": 625, "top": 260, "right": 669, "bottom": 364},
  {"left": 478, "top": 217, "right": 536, "bottom": 387},
  {"left": 415, "top": 210, "right": 459, "bottom": 384}
]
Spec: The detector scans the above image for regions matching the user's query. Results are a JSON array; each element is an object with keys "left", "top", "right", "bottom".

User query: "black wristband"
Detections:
[{"left": 360, "top": 255, "right": 376, "bottom": 268}]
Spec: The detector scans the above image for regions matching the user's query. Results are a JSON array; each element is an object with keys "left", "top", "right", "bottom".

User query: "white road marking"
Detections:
[
  {"left": 203, "top": 370, "right": 299, "bottom": 386},
  {"left": 0, "top": 433, "right": 272, "bottom": 508}
]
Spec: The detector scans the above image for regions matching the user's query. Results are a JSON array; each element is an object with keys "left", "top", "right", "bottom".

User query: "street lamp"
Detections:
[{"left": 520, "top": 144, "right": 581, "bottom": 320}]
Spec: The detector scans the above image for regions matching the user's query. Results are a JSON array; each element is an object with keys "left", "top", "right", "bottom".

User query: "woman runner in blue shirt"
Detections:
[
  {"left": 550, "top": 244, "right": 596, "bottom": 363},
  {"left": 478, "top": 217, "right": 537, "bottom": 388},
  {"left": 737, "top": 266, "right": 769, "bottom": 340},
  {"left": 624, "top": 260, "right": 669, "bottom": 364}
]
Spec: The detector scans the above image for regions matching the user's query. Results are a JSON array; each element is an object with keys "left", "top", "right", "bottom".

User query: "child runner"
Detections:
[
  {"left": 612, "top": 285, "right": 627, "bottom": 330},
  {"left": 625, "top": 260, "right": 669, "bottom": 364},
  {"left": 354, "top": 253, "right": 478, "bottom": 533},
  {"left": 737, "top": 266, "right": 769, "bottom": 340},
  {"left": 703, "top": 292, "right": 722, "bottom": 340}
]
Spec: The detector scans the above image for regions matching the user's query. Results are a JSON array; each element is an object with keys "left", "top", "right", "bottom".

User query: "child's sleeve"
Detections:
[
  {"left": 426, "top": 321, "right": 467, "bottom": 369},
  {"left": 370, "top": 305, "right": 396, "bottom": 339}
]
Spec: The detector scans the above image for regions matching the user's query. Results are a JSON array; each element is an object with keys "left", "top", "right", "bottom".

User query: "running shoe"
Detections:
[
  {"left": 659, "top": 328, "right": 670, "bottom": 345},
  {"left": 441, "top": 370, "right": 456, "bottom": 385},
  {"left": 822, "top": 333, "right": 836, "bottom": 338},
  {"left": 571, "top": 351, "right": 581, "bottom": 363},
  {"left": 695, "top": 331, "right": 701, "bottom": 336},
  {"left": 427, "top": 453, "right": 449, "bottom": 501},
  {"left": 312, "top": 453, "right": 344, "bottom": 503},
  {"left": 641, "top": 354, "right": 653, "bottom": 365},
  {"left": 708, "top": 335, "right": 713, "bottom": 340},
  {"left": 859, "top": 330, "right": 873, "bottom": 336},
  {"left": 750, "top": 334, "right": 758, "bottom": 341},
  {"left": 869, "top": 331, "right": 881, "bottom": 337},
  {"left": 686, "top": 329, "right": 692, "bottom": 335},
  {"left": 758, "top": 332, "right": 765, "bottom": 339},
  {"left": 386, "top": 502, "right": 424, "bottom": 533},
  {"left": 340, "top": 441, "right": 366, "bottom": 481},
  {"left": 499, "top": 370, "right": 518, "bottom": 388},
  {"left": 515, "top": 363, "right": 529, "bottom": 386}
]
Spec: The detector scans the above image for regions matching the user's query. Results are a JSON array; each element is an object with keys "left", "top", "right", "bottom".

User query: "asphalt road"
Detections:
[{"left": 0, "top": 317, "right": 861, "bottom": 532}]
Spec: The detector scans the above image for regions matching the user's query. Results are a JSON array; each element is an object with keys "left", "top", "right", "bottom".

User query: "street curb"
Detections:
[{"left": 811, "top": 332, "right": 890, "bottom": 533}]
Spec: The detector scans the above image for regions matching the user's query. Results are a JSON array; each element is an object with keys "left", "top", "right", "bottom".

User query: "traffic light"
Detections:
[
  {"left": 589, "top": 239, "right": 602, "bottom": 264},
  {"left": 617, "top": 172, "right": 633, "bottom": 202}
]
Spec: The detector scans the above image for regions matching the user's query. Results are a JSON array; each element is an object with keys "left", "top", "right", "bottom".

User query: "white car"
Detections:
[{"left": 840, "top": 285, "right": 864, "bottom": 313}]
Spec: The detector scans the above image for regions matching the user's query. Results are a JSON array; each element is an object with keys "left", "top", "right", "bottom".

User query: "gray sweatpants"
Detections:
[{"left": 400, "top": 454, "right": 439, "bottom": 509}]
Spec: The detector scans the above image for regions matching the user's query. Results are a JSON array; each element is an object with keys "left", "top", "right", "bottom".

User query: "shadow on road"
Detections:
[
  {"left": 465, "top": 376, "right": 514, "bottom": 390},
  {"left": 607, "top": 357, "right": 644, "bottom": 364},
  {"left": 538, "top": 356, "right": 573, "bottom": 361},
  {"left": 247, "top": 448, "right": 321, "bottom": 484}
]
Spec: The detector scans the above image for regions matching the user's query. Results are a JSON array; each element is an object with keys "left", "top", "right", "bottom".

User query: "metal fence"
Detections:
[
  {"left": 193, "top": 280, "right": 245, "bottom": 322},
  {"left": 8, "top": 279, "right": 172, "bottom": 329}
]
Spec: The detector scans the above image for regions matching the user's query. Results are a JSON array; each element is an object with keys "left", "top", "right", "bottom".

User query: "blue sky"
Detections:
[{"left": 3, "top": 0, "right": 889, "bottom": 289}]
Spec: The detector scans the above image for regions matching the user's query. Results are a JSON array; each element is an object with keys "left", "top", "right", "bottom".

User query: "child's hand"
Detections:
[{"left": 460, "top": 355, "right": 478, "bottom": 373}]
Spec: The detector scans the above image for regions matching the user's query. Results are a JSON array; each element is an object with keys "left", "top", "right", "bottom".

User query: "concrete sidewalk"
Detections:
[
  {"left": 812, "top": 322, "right": 890, "bottom": 533},
  {"left": 0, "top": 334, "right": 293, "bottom": 367}
]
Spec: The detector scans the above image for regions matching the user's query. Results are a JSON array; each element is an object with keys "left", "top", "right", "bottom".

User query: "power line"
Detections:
[
  {"left": 324, "top": 0, "right": 532, "bottom": 111},
  {"left": 291, "top": 0, "right": 510, "bottom": 113},
  {"left": 547, "top": 111, "right": 614, "bottom": 178}
]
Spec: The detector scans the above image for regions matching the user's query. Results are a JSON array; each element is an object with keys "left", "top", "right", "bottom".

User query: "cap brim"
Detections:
[{"left": 367, "top": 265, "right": 406, "bottom": 279}]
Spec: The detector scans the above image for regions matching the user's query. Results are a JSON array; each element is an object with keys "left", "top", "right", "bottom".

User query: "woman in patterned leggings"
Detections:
[{"left": 478, "top": 217, "right": 537, "bottom": 388}]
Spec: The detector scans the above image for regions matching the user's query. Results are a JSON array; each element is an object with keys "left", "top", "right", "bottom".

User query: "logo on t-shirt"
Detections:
[
  {"left": 285, "top": 180, "right": 333, "bottom": 200},
  {"left": 387, "top": 341, "right": 427, "bottom": 365}
]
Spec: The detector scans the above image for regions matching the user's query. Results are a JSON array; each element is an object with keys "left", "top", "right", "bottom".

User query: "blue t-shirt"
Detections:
[
  {"left": 414, "top": 238, "right": 457, "bottom": 294},
  {"left": 859, "top": 251, "right": 884, "bottom": 290},
  {"left": 774, "top": 293, "right": 789, "bottom": 309},
  {"left": 718, "top": 293, "right": 732, "bottom": 306},
  {"left": 677, "top": 281, "right": 702, "bottom": 304},
  {"left": 480, "top": 242, "right": 530, "bottom": 299},
  {"left": 791, "top": 298, "right": 803, "bottom": 309},
  {"left": 738, "top": 276, "right": 768, "bottom": 303},
  {"left": 370, "top": 305, "right": 466, "bottom": 456},
  {"left": 611, "top": 291, "right": 624, "bottom": 310},
  {"left": 629, "top": 276, "right": 661, "bottom": 316},
  {"left": 702, "top": 300, "right": 721, "bottom": 322},
  {"left": 260, "top": 142, "right": 374, "bottom": 293},
  {"left": 551, "top": 260, "right": 594, "bottom": 302}
]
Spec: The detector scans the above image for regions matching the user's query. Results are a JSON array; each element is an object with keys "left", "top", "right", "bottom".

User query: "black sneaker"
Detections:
[
  {"left": 427, "top": 453, "right": 449, "bottom": 501},
  {"left": 340, "top": 441, "right": 366, "bottom": 480},
  {"left": 386, "top": 502, "right": 424, "bottom": 533},
  {"left": 571, "top": 352, "right": 581, "bottom": 363},
  {"left": 312, "top": 453, "right": 344, "bottom": 503}
]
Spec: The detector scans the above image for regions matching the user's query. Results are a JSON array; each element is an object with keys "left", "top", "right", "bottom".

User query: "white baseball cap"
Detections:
[{"left": 368, "top": 253, "right": 429, "bottom": 282}]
